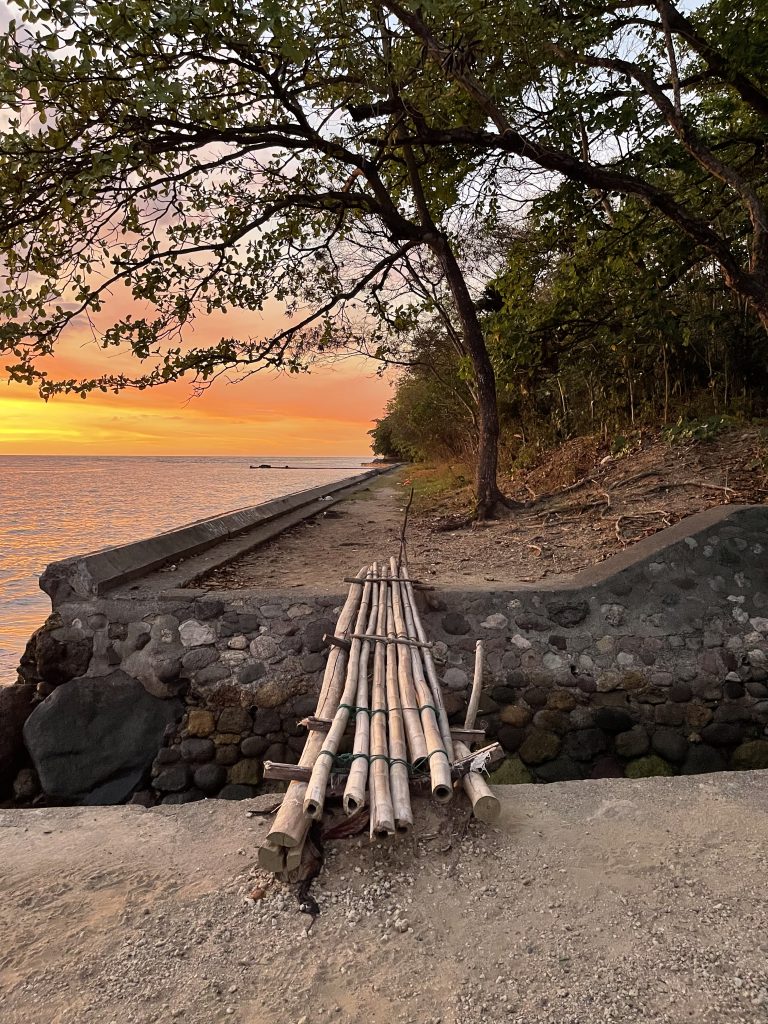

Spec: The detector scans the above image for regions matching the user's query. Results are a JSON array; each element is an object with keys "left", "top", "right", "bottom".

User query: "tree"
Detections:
[
  {"left": 0, "top": 0, "right": 515, "bottom": 516},
  {"left": 375, "top": 0, "right": 768, "bottom": 327}
]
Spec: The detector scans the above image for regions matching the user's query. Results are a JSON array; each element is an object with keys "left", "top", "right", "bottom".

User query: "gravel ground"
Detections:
[{"left": 2, "top": 772, "right": 768, "bottom": 1024}]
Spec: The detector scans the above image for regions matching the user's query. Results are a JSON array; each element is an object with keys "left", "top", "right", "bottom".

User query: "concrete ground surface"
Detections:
[{"left": 2, "top": 772, "right": 768, "bottom": 1024}]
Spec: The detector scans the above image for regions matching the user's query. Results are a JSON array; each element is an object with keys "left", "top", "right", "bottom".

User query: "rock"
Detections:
[
  {"left": 701, "top": 722, "right": 743, "bottom": 746},
  {"left": 724, "top": 679, "right": 746, "bottom": 699},
  {"left": 218, "top": 784, "right": 256, "bottom": 800},
  {"left": 193, "top": 763, "right": 227, "bottom": 794},
  {"left": 542, "top": 652, "right": 564, "bottom": 672},
  {"left": 251, "top": 709, "right": 282, "bottom": 735},
  {"left": 499, "top": 705, "right": 531, "bottom": 728},
  {"left": 548, "top": 600, "right": 589, "bottom": 627},
  {"left": 480, "top": 613, "right": 508, "bottom": 630},
  {"left": 227, "top": 635, "right": 249, "bottom": 651},
  {"left": 518, "top": 729, "right": 561, "bottom": 765},
  {"left": 240, "top": 736, "right": 271, "bottom": 758},
  {"left": 122, "top": 645, "right": 183, "bottom": 699},
  {"left": 669, "top": 682, "right": 693, "bottom": 702},
  {"left": 192, "top": 598, "right": 224, "bottom": 620},
  {"left": 249, "top": 677, "right": 306, "bottom": 709},
  {"left": 443, "top": 692, "right": 465, "bottom": 717},
  {"left": 547, "top": 690, "right": 576, "bottom": 712},
  {"left": 34, "top": 625, "right": 93, "bottom": 687},
  {"left": 181, "top": 648, "right": 218, "bottom": 672},
  {"left": 524, "top": 687, "right": 547, "bottom": 708},
  {"left": 491, "top": 685, "right": 517, "bottom": 704},
  {"left": 651, "top": 727, "right": 688, "bottom": 764},
  {"left": 302, "top": 618, "right": 336, "bottom": 654},
  {"left": 614, "top": 726, "right": 650, "bottom": 759},
  {"left": 593, "top": 708, "right": 633, "bottom": 734},
  {"left": 443, "top": 668, "right": 469, "bottom": 691},
  {"left": 301, "top": 653, "right": 325, "bottom": 674},
  {"left": 237, "top": 661, "right": 267, "bottom": 685},
  {"left": 180, "top": 737, "right": 215, "bottom": 763},
  {"left": 532, "top": 709, "right": 569, "bottom": 734},
  {"left": 217, "top": 707, "right": 252, "bottom": 733},
  {"left": 564, "top": 728, "right": 607, "bottom": 761},
  {"left": 83, "top": 769, "right": 147, "bottom": 805},
  {"left": 441, "top": 612, "right": 472, "bottom": 635},
  {"left": 23, "top": 671, "right": 181, "bottom": 800},
  {"left": 654, "top": 703, "right": 685, "bottom": 726},
  {"left": 625, "top": 755, "right": 674, "bottom": 779},
  {"left": 730, "top": 739, "right": 768, "bottom": 770},
  {"left": 590, "top": 756, "right": 624, "bottom": 779},
  {"left": 569, "top": 707, "right": 594, "bottom": 729},
  {"left": 13, "top": 767, "right": 40, "bottom": 801},
  {"left": 154, "top": 764, "right": 191, "bottom": 792},
  {"left": 162, "top": 789, "right": 204, "bottom": 804},
  {"left": 496, "top": 725, "right": 525, "bottom": 753},
  {"left": 0, "top": 683, "right": 36, "bottom": 788},
  {"left": 155, "top": 747, "right": 181, "bottom": 765},
  {"left": 179, "top": 620, "right": 217, "bottom": 647},
  {"left": 215, "top": 744, "right": 241, "bottom": 766},
  {"left": 193, "top": 662, "right": 230, "bottom": 686},
  {"left": 488, "top": 757, "right": 533, "bottom": 785},
  {"left": 228, "top": 759, "right": 262, "bottom": 786},
  {"left": 535, "top": 756, "right": 583, "bottom": 782},
  {"left": 682, "top": 744, "right": 727, "bottom": 775},
  {"left": 686, "top": 704, "right": 713, "bottom": 729},
  {"left": 249, "top": 635, "right": 282, "bottom": 662},
  {"left": 185, "top": 708, "right": 216, "bottom": 737}
]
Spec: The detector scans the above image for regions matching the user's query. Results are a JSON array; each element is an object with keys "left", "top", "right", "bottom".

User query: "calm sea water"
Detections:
[{"left": 0, "top": 455, "right": 369, "bottom": 681}]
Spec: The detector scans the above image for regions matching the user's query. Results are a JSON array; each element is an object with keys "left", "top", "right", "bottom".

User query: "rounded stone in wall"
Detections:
[
  {"left": 217, "top": 707, "right": 252, "bottom": 733},
  {"left": 443, "top": 668, "right": 469, "bottom": 691},
  {"left": 532, "top": 709, "right": 569, "bottom": 735},
  {"left": 181, "top": 648, "right": 218, "bottom": 672},
  {"left": 252, "top": 709, "right": 282, "bottom": 734},
  {"left": 547, "top": 689, "right": 576, "bottom": 712},
  {"left": 730, "top": 739, "right": 768, "bottom": 770},
  {"left": 496, "top": 725, "right": 524, "bottom": 753},
  {"left": 669, "top": 683, "right": 692, "bottom": 703},
  {"left": 241, "top": 735, "right": 270, "bottom": 758},
  {"left": 218, "top": 784, "right": 255, "bottom": 800},
  {"left": 154, "top": 764, "right": 190, "bottom": 792},
  {"left": 614, "top": 725, "right": 650, "bottom": 759},
  {"left": 228, "top": 759, "right": 262, "bottom": 786},
  {"left": 686, "top": 704, "right": 713, "bottom": 730},
  {"left": 701, "top": 722, "right": 743, "bottom": 746},
  {"left": 681, "top": 744, "right": 727, "bottom": 775},
  {"left": 499, "top": 705, "right": 531, "bottom": 728},
  {"left": 184, "top": 708, "right": 216, "bottom": 737},
  {"left": 215, "top": 744, "right": 240, "bottom": 766},
  {"left": 564, "top": 728, "right": 607, "bottom": 762},
  {"left": 590, "top": 756, "right": 624, "bottom": 779},
  {"left": 651, "top": 727, "right": 688, "bottom": 764},
  {"left": 193, "top": 763, "right": 227, "bottom": 794},
  {"left": 441, "top": 612, "right": 471, "bottom": 636},
  {"left": 180, "top": 738, "right": 215, "bottom": 763},
  {"left": 518, "top": 729, "right": 561, "bottom": 765},
  {"left": 654, "top": 704, "right": 684, "bottom": 727},
  {"left": 593, "top": 707, "right": 633, "bottom": 734},
  {"left": 162, "top": 789, "right": 204, "bottom": 805},
  {"left": 535, "top": 756, "right": 582, "bottom": 782},
  {"left": 569, "top": 707, "right": 594, "bottom": 730},
  {"left": 524, "top": 687, "right": 547, "bottom": 708}
]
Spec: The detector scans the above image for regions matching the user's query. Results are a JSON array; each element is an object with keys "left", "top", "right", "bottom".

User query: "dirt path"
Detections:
[
  {"left": 2, "top": 773, "right": 768, "bottom": 1024},
  {"left": 202, "top": 429, "right": 768, "bottom": 590}
]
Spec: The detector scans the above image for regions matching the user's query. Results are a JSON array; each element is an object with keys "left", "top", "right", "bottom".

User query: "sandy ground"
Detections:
[
  {"left": 201, "top": 430, "right": 768, "bottom": 591},
  {"left": 3, "top": 772, "right": 768, "bottom": 1024}
]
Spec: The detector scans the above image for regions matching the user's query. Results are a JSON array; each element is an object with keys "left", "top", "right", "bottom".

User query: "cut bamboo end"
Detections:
[
  {"left": 257, "top": 839, "right": 287, "bottom": 873},
  {"left": 454, "top": 739, "right": 501, "bottom": 823}
]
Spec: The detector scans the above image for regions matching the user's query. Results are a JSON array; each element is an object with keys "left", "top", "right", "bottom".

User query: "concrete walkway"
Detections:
[{"left": 2, "top": 771, "right": 768, "bottom": 1024}]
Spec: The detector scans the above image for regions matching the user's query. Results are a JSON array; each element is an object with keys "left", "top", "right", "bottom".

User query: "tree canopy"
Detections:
[{"left": 1, "top": 0, "right": 767, "bottom": 511}]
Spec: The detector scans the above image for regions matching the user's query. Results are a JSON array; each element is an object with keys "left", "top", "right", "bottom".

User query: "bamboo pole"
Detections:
[
  {"left": 343, "top": 565, "right": 379, "bottom": 815},
  {"left": 385, "top": 591, "right": 414, "bottom": 833},
  {"left": 387, "top": 559, "right": 428, "bottom": 764},
  {"left": 263, "top": 567, "right": 367, "bottom": 856},
  {"left": 303, "top": 571, "right": 374, "bottom": 818},
  {"left": 457, "top": 639, "right": 500, "bottom": 823},
  {"left": 399, "top": 563, "right": 454, "bottom": 760},
  {"left": 369, "top": 569, "right": 395, "bottom": 838},
  {"left": 453, "top": 739, "right": 501, "bottom": 823},
  {"left": 390, "top": 559, "right": 452, "bottom": 803},
  {"left": 464, "top": 639, "right": 484, "bottom": 734}
]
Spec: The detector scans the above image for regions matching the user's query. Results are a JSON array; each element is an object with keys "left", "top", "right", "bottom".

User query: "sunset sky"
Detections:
[{"left": 0, "top": 296, "right": 394, "bottom": 457}]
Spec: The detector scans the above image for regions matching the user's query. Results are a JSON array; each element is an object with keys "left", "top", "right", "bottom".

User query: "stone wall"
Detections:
[{"left": 7, "top": 504, "right": 768, "bottom": 804}]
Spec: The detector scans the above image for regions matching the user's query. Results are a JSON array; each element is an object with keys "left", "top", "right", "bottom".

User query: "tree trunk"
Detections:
[{"left": 430, "top": 233, "right": 508, "bottom": 519}]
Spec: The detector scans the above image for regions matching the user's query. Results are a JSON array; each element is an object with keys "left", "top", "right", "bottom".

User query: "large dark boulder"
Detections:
[
  {"left": 23, "top": 670, "right": 182, "bottom": 801},
  {"left": 34, "top": 623, "right": 93, "bottom": 687},
  {"left": 0, "top": 683, "right": 36, "bottom": 791}
]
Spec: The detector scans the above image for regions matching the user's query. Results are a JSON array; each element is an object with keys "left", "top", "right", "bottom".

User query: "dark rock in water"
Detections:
[
  {"left": 682, "top": 744, "right": 727, "bottom": 776},
  {"left": 0, "top": 683, "right": 36, "bottom": 791},
  {"left": 23, "top": 670, "right": 182, "bottom": 800}
]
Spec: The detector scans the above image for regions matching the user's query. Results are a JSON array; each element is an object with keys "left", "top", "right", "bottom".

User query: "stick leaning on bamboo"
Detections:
[{"left": 456, "top": 638, "right": 500, "bottom": 823}]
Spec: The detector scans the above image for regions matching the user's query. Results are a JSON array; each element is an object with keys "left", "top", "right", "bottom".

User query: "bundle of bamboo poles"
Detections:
[{"left": 258, "top": 558, "right": 501, "bottom": 875}]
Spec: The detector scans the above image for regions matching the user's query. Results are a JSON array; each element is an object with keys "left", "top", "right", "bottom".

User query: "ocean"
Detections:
[{"left": 0, "top": 455, "right": 369, "bottom": 681}]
